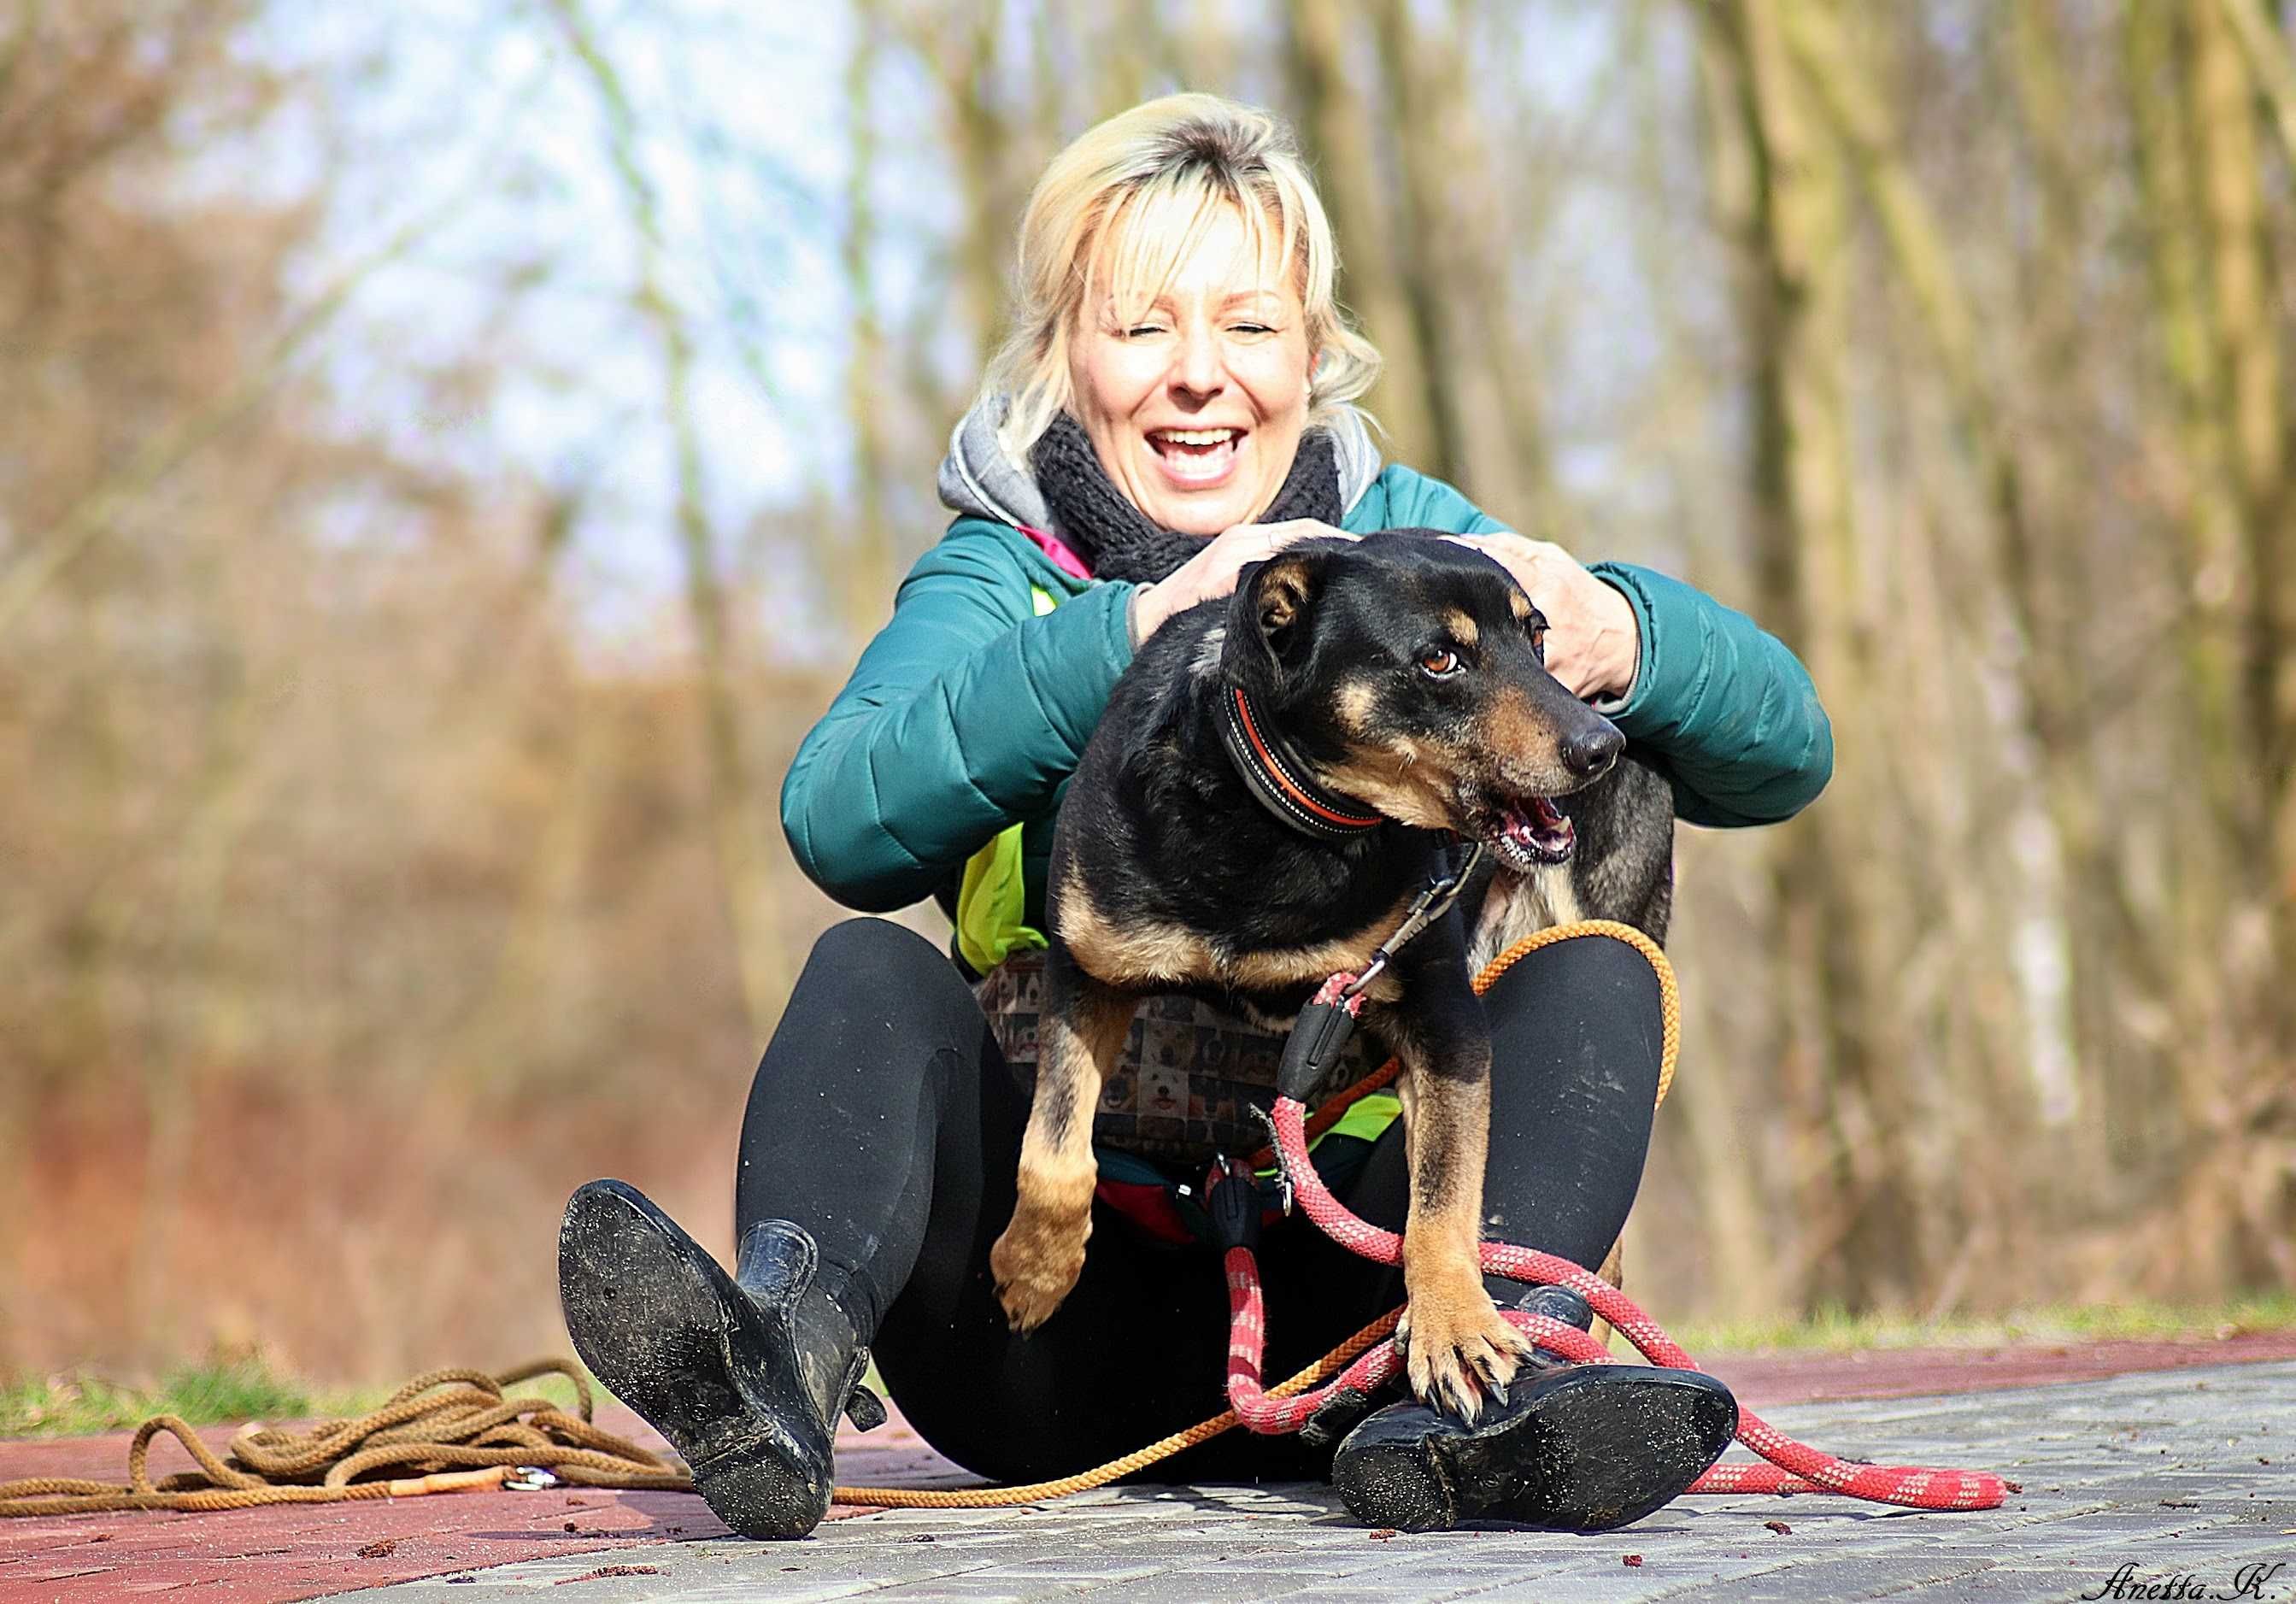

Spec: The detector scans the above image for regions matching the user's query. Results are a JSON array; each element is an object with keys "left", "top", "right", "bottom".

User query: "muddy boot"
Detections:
[
  {"left": 1330, "top": 1285, "right": 1736, "bottom": 1534},
  {"left": 557, "top": 1179, "right": 883, "bottom": 1540}
]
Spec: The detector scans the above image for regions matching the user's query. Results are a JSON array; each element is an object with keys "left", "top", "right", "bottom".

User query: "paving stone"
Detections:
[{"left": 332, "top": 1360, "right": 2296, "bottom": 1604}]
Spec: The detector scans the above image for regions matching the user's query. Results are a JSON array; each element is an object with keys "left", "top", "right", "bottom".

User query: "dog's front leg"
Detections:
[
  {"left": 1374, "top": 991, "right": 1533, "bottom": 1422},
  {"left": 991, "top": 950, "right": 1133, "bottom": 1332}
]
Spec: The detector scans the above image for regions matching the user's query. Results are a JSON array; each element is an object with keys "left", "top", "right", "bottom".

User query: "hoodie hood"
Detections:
[{"left": 936, "top": 394, "right": 1383, "bottom": 539}]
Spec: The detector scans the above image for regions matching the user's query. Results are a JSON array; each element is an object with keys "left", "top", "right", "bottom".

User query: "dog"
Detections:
[{"left": 988, "top": 530, "right": 1671, "bottom": 1418}]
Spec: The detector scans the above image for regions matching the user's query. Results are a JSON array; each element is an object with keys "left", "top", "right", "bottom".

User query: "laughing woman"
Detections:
[{"left": 558, "top": 94, "right": 1831, "bottom": 1539}]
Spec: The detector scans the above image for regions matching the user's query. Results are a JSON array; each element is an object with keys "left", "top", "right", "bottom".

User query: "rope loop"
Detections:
[{"left": 0, "top": 1360, "right": 686, "bottom": 1519}]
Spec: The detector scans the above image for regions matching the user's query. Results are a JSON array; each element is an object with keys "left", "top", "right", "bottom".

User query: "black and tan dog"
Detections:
[{"left": 989, "top": 530, "right": 1670, "bottom": 1417}]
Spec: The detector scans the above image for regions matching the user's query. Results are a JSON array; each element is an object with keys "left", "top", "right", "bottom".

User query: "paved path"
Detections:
[{"left": 326, "top": 1359, "right": 2296, "bottom": 1604}]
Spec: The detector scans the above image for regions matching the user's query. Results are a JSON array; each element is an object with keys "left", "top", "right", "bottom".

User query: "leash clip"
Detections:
[
  {"left": 503, "top": 1466, "right": 561, "bottom": 1492},
  {"left": 1202, "top": 1155, "right": 1262, "bottom": 1251},
  {"left": 1248, "top": 1105, "right": 1295, "bottom": 1214},
  {"left": 1340, "top": 841, "right": 1484, "bottom": 1000}
]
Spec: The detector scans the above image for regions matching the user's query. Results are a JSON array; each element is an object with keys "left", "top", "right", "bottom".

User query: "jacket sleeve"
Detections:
[
  {"left": 780, "top": 524, "right": 1138, "bottom": 911},
  {"left": 1587, "top": 561, "right": 1833, "bottom": 827}
]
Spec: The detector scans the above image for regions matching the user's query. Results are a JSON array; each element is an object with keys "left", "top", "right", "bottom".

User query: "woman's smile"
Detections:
[{"left": 1143, "top": 424, "right": 1247, "bottom": 486}]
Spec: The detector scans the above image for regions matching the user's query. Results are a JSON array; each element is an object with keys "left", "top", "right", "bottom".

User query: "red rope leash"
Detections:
[{"left": 1224, "top": 1097, "right": 2016, "bottom": 1512}]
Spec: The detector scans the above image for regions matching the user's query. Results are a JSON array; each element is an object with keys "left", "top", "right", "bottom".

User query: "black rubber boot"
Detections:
[
  {"left": 557, "top": 1179, "right": 882, "bottom": 1540},
  {"left": 1330, "top": 1286, "right": 1736, "bottom": 1534}
]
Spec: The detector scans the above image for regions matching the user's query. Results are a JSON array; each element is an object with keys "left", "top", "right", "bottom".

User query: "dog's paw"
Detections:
[
  {"left": 989, "top": 1207, "right": 1090, "bottom": 1332},
  {"left": 1397, "top": 1286, "right": 1533, "bottom": 1423}
]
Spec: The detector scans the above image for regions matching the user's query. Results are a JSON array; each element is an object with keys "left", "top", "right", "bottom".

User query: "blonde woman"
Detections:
[{"left": 560, "top": 94, "right": 1830, "bottom": 1539}]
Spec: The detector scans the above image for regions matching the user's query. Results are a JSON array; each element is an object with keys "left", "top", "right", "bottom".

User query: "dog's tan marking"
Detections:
[
  {"left": 1475, "top": 687, "right": 1583, "bottom": 799},
  {"left": 1536, "top": 865, "right": 1585, "bottom": 927},
  {"left": 1323, "top": 737, "right": 1465, "bottom": 833},
  {"left": 1059, "top": 873, "right": 1214, "bottom": 987},
  {"left": 1442, "top": 608, "right": 1478, "bottom": 649},
  {"left": 1059, "top": 866, "right": 1408, "bottom": 1001},
  {"left": 1333, "top": 677, "right": 1378, "bottom": 737},
  {"left": 1377, "top": 1017, "right": 1530, "bottom": 1422},
  {"left": 1467, "top": 866, "right": 1584, "bottom": 969},
  {"left": 991, "top": 976, "right": 1135, "bottom": 1331},
  {"left": 1509, "top": 590, "right": 1534, "bottom": 623},
  {"left": 1471, "top": 870, "right": 1583, "bottom": 969},
  {"left": 1256, "top": 555, "right": 1314, "bottom": 634},
  {"left": 1480, "top": 684, "right": 1560, "bottom": 761}
]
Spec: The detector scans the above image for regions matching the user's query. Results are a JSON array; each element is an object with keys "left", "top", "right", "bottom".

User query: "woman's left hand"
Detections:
[{"left": 1443, "top": 533, "right": 1641, "bottom": 702}]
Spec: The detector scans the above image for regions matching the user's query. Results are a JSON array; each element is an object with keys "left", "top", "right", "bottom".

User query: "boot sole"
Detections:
[
  {"left": 557, "top": 1180, "right": 830, "bottom": 1540},
  {"left": 1334, "top": 1367, "right": 1737, "bottom": 1533}
]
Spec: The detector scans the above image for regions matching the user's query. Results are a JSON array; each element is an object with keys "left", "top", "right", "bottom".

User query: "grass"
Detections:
[
  {"left": 1661, "top": 1292, "right": 2296, "bottom": 1355},
  {"left": 0, "top": 1354, "right": 604, "bottom": 1439}
]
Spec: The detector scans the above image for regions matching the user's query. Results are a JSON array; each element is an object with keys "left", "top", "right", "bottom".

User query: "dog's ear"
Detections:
[{"left": 1234, "top": 549, "right": 1329, "bottom": 669}]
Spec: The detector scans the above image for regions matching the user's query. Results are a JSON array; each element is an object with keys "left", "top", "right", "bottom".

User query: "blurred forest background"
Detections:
[{"left": 4, "top": 0, "right": 2293, "bottom": 1385}]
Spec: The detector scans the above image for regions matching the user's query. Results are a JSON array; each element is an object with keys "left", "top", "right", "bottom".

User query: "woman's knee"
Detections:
[
  {"left": 1481, "top": 932, "right": 1666, "bottom": 1094},
  {"left": 806, "top": 914, "right": 945, "bottom": 975},
  {"left": 793, "top": 916, "right": 964, "bottom": 1008},
  {"left": 753, "top": 917, "right": 984, "bottom": 1084}
]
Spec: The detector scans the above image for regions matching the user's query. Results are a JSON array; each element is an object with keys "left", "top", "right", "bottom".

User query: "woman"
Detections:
[{"left": 558, "top": 93, "right": 1832, "bottom": 1540}]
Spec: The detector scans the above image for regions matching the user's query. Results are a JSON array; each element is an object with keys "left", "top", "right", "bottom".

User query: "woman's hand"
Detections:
[
  {"left": 1126, "top": 519, "right": 1356, "bottom": 643},
  {"left": 1443, "top": 532, "right": 1641, "bottom": 702}
]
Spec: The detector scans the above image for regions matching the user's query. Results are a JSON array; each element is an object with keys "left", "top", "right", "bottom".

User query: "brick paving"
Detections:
[
  {"left": 324, "top": 1358, "right": 2296, "bottom": 1604},
  {"left": 9, "top": 1340, "right": 2287, "bottom": 1604}
]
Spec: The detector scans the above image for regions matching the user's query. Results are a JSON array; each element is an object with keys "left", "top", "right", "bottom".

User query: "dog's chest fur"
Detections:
[{"left": 1466, "top": 866, "right": 1584, "bottom": 972}]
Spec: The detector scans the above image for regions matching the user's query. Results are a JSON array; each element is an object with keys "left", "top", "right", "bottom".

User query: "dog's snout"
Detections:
[{"left": 1563, "top": 723, "right": 1624, "bottom": 779}]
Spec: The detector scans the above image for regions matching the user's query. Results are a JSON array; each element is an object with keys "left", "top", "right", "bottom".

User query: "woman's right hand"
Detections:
[{"left": 1126, "top": 519, "right": 1356, "bottom": 643}]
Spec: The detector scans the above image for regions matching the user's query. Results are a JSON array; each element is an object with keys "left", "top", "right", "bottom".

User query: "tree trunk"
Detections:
[
  {"left": 1705, "top": 0, "right": 1926, "bottom": 1312},
  {"left": 841, "top": 0, "right": 895, "bottom": 643},
  {"left": 550, "top": 0, "right": 783, "bottom": 1041},
  {"left": 1284, "top": 0, "right": 1443, "bottom": 473}
]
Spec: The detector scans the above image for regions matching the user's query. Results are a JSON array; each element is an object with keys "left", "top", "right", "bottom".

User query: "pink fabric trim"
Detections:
[{"left": 1019, "top": 524, "right": 1094, "bottom": 581}]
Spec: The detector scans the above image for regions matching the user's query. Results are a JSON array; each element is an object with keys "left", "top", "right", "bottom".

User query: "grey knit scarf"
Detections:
[{"left": 1028, "top": 413, "right": 1343, "bottom": 584}]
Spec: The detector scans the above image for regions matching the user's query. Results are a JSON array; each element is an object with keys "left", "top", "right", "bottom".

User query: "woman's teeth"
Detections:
[{"left": 1148, "top": 429, "right": 1241, "bottom": 484}]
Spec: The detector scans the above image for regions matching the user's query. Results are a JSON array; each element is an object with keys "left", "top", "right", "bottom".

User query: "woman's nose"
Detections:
[{"left": 1168, "top": 322, "right": 1225, "bottom": 401}]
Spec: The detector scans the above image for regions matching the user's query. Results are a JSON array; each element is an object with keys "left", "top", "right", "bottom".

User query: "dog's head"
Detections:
[{"left": 1216, "top": 530, "right": 1623, "bottom": 872}]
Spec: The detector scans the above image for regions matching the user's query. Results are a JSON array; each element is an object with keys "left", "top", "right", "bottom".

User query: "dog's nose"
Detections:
[{"left": 1563, "top": 723, "right": 1624, "bottom": 778}]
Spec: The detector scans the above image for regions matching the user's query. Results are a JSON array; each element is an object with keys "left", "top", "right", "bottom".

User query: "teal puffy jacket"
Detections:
[{"left": 781, "top": 456, "right": 1833, "bottom": 951}]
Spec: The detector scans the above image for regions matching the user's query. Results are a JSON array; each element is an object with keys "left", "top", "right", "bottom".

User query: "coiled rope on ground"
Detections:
[{"left": 0, "top": 1360, "right": 688, "bottom": 1518}]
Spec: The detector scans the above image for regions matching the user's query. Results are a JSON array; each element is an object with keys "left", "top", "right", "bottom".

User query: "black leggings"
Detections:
[{"left": 735, "top": 917, "right": 1665, "bottom": 1484}]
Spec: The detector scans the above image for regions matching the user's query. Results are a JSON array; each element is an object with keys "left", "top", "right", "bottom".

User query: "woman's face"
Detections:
[{"left": 1066, "top": 203, "right": 1314, "bottom": 536}]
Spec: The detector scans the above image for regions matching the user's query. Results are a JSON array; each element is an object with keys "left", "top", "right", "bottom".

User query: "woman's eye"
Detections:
[
  {"left": 1231, "top": 323, "right": 1273, "bottom": 335},
  {"left": 1125, "top": 325, "right": 1168, "bottom": 338},
  {"left": 1418, "top": 648, "right": 1462, "bottom": 678}
]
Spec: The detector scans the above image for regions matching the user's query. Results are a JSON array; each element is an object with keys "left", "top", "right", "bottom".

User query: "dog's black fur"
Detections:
[{"left": 989, "top": 530, "right": 1674, "bottom": 1418}]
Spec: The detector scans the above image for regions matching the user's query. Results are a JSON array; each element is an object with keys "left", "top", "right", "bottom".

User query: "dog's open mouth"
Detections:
[{"left": 1489, "top": 796, "right": 1575, "bottom": 871}]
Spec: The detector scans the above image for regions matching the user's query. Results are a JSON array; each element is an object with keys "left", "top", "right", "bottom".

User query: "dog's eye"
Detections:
[
  {"left": 1528, "top": 625, "right": 1547, "bottom": 655},
  {"left": 1418, "top": 648, "right": 1462, "bottom": 678}
]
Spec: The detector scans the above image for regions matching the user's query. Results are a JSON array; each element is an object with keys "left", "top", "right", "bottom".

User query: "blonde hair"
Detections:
[{"left": 980, "top": 92, "right": 1382, "bottom": 459}]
